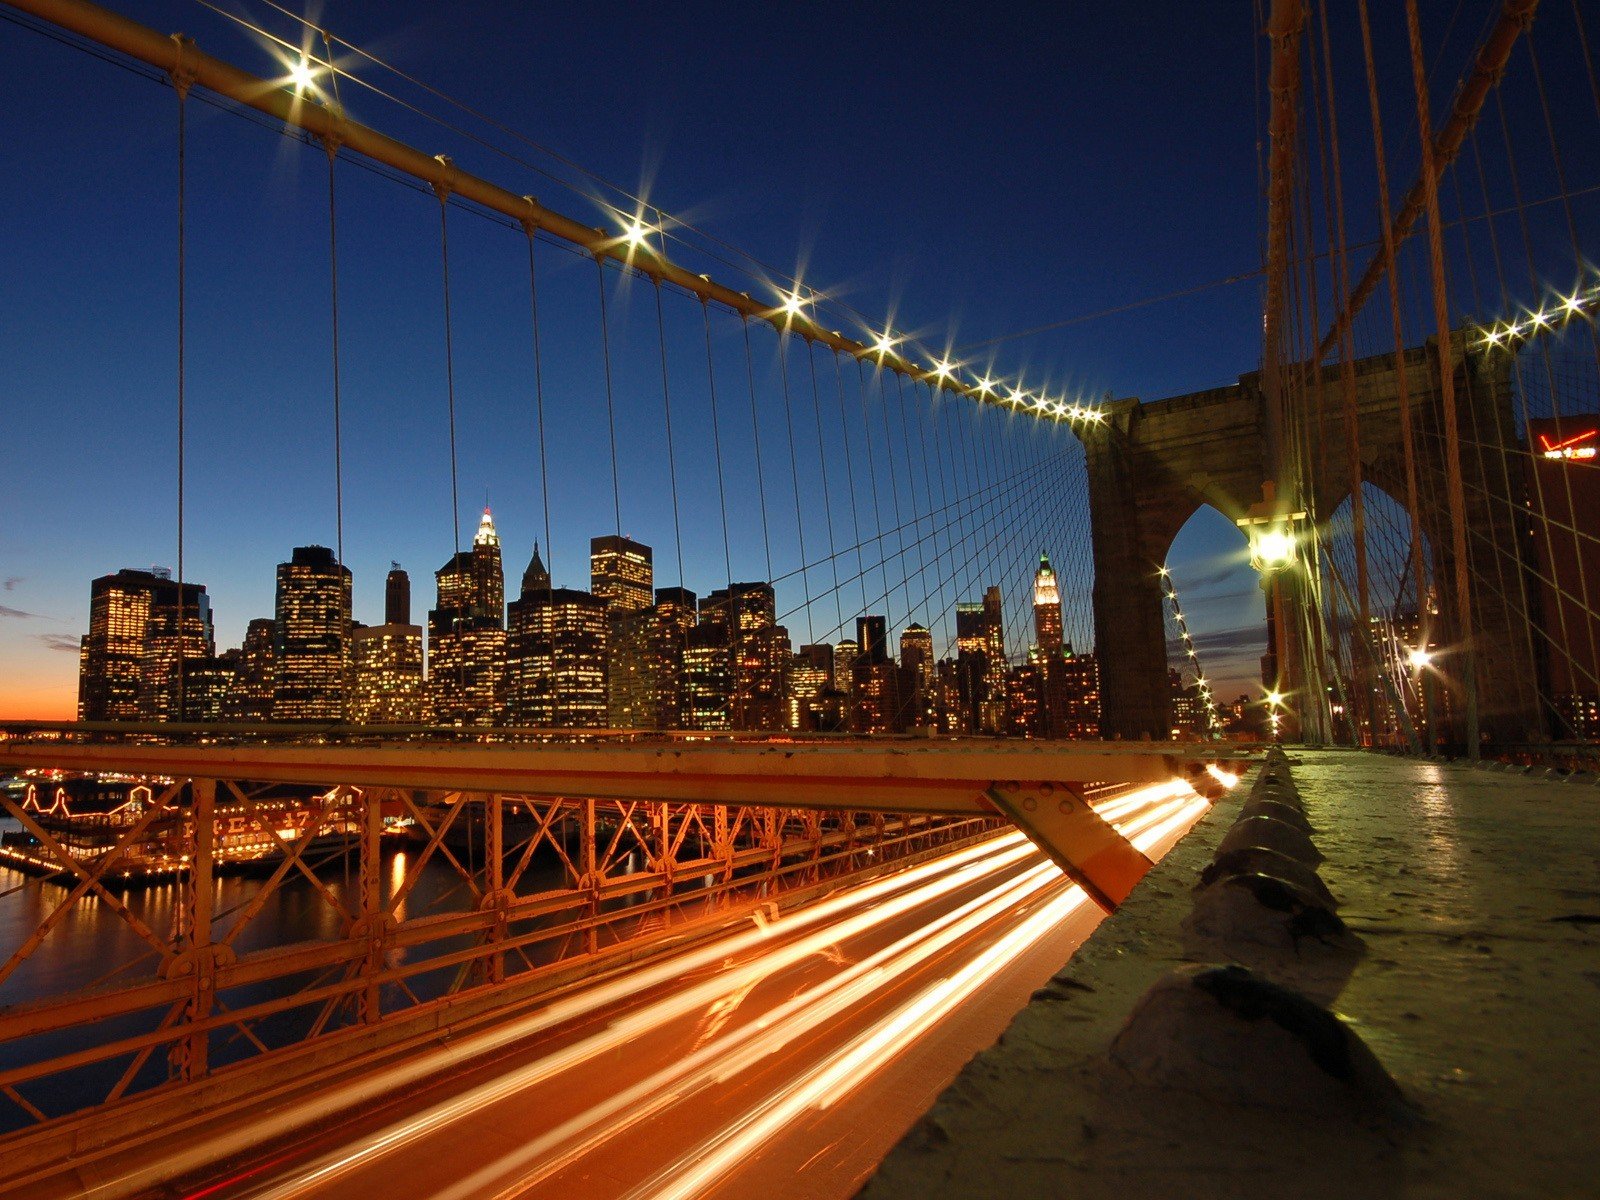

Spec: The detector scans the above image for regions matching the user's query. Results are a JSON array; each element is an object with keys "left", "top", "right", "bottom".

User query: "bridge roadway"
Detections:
[{"left": 22, "top": 783, "right": 1208, "bottom": 1200}]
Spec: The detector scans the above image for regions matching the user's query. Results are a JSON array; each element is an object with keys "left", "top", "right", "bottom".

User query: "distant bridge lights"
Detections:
[{"left": 1475, "top": 278, "right": 1597, "bottom": 352}]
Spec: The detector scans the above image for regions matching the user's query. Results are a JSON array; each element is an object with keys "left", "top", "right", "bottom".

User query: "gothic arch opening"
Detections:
[{"left": 1161, "top": 504, "right": 1264, "bottom": 737}]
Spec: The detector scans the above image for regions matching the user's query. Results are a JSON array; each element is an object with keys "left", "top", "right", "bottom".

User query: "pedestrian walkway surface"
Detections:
[{"left": 861, "top": 749, "right": 1599, "bottom": 1199}]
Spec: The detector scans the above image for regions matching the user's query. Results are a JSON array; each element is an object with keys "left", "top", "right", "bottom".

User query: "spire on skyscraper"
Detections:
[
  {"left": 474, "top": 507, "right": 500, "bottom": 549},
  {"left": 521, "top": 541, "right": 551, "bottom": 598}
]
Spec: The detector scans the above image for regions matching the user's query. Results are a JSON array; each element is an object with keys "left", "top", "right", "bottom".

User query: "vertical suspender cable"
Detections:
[
  {"left": 435, "top": 180, "right": 461, "bottom": 559},
  {"left": 594, "top": 256, "right": 622, "bottom": 539},
  {"left": 523, "top": 219, "right": 556, "bottom": 726},
  {"left": 832, "top": 353, "right": 870, "bottom": 620},
  {"left": 653, "top": 276, "right": 686, "bottom": 588},
  {"left": 776, "top": 329, "right": 814, "bottom": 644},
  {"left": 321, "top": 30, "right": 345, "bottom": 568},
  {"left": 172, "top": 53, "right": 189, "bottom": 722},
  {"left": 701, "top": 302, "right": 734, "bottom": 590},
  {"left": 1357, "top": 0, "right": 1431, "bottom": 743},
  {"left": 854, "top": 358, "right": 888, "bottom": 616},
  {"left": 806, "top": 344, "right": 844, "bottom": 638},
  {"left": 741, "top": 318, "right": 774, "bottom": 586},
  {"left": 325, "top": 141, "right": 345, "bottom": 566},
  {"left": 1405, "top": 0, "right": 1479, "bottom": 755}
]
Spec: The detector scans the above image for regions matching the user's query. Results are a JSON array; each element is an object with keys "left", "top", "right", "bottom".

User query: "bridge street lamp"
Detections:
[{"left": 1236, "top": 483, "right": 1312, "bottom": 743}]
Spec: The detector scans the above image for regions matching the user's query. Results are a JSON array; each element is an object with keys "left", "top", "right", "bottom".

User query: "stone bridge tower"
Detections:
[{"left": 1081, "top": 332, "right": 1542, "bottom": 745}]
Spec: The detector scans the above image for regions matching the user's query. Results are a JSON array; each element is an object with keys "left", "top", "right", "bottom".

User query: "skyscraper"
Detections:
[
  {"left": 703, "top": 582, "right": 783, "bottom": 730},
  {"left": 856, "top": 615, "right": 888, "bottom": 665},
  {"left": 833, "top": 639, "right": 860, "bottom": 696},
  {"left": 683, "top": 621, "right": 732, "bottom": 730},
  {"left": 223, "top": 618, "right": 276, "bottom": 722},
  {"left": 429, "top": 509, "right": 507, "bottom": 727},
  {"left": 982, "top": 584, "right": 1007, "bottom": 732},
  {"left": 505, "top": 544, "right": 608, "bottom": 727},
  {"left": 80, "top": 568, "right": 217, "bottom": 723},
  {"left": 590, "top": 535, "right": 653, "bottom": 612},
  {"left": 1033, "top": 553, "right": 1064, "bottom": 655},
  {"left": 651, "top": 586, "right": 698, "bottom": 729},
  {"left": 349, "top": 624, "right": 424, "bottom": 724},
  {"left": 385, "top": 563, "right": 411, "bottom": 626},
  {"left": 79, "top": 568, "right": 159, "bottom": 721},
  {"left": 899, "top": 623, "right": 934, "bottom": 688},
  {"left": 139, "top": 574, "right": 215, "bottom": 722},
  {"left": 272, "top": 546, "right": 351, "bottom": 722}
]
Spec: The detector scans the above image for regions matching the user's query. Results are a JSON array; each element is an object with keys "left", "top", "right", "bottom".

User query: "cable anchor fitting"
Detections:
[
  {"left": 168, "top": 33, "right": 197, "bottom": 101},
  {"left": 431, "top": 154, "right": 455, "bottom": 206}
]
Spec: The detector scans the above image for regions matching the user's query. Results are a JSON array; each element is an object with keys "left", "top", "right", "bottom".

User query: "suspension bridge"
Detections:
[{"left": 0, "top": 0, "right": 1596, "bottom": 1195}]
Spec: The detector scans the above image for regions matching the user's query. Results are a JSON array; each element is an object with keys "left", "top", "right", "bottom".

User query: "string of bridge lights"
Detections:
[
  {"left": 275, "top": 38, "right": 1109, "bottom": 429},
  {"left": 1157, "top": 566, "right": 1225, "bottom": 737},
  {"left": 613, "top": 214, "right": 1111, "bottom": 426},
  {"left": 1475, "top": 275, "right": 1598, "bottom": 353}
]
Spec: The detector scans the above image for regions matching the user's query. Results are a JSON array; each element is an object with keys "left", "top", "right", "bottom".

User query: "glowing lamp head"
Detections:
[
  {"left": 779, "top": 291, "right": 808, "bottom": 318},
  {"left": 872, "top": 330, "right": 897, "bottom": 357},
  {"left": 287, "top": 58, "right": 317, "bottom": 94},
  {"left": 1407, "top": 647, "right": 1434, "bottom": 670},
  {"left": 620, "top": 218, "right": 655, "bottom": 250},
  {"left": 976, "top": 376, "right": 996, "bottom": 396},
  {"left": 1252, "top": 528, "right": 1296, "bottom": 571},
  {"left": 1266, "top": 690, "right": 1286, "bottom": 708},
  {"left": 932, "top": 358, "right": 956, "bottom": 381}
]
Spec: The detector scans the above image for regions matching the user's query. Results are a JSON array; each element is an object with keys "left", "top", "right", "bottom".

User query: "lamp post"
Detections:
[{"left": 1237, "top": 482, "right": 1318, "bottom": 744}]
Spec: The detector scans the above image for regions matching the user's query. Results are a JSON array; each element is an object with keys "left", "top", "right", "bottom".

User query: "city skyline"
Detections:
[{"left": 0, "top": 0, "right": 1280, "bottom": 719}]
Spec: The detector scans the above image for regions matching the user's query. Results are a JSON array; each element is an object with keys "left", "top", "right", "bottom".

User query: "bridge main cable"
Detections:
[{"left": 4, "top": 0, "right": 1016, "bottom": 410}]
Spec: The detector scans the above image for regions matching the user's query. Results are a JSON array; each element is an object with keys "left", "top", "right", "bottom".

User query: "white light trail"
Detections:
[
  {"left": 240, "top": 834, "right": 1042, "bottom": 1199},
  {"left": 623, "top": 881, "right": 1094, "bottom": 1200}
]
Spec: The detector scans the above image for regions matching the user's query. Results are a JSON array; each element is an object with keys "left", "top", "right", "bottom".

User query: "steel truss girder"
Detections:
[{"left": 0, "top": 740, "right": 1238, "bottom": 910}]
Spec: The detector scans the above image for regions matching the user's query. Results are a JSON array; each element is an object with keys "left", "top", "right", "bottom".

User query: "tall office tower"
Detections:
[
  {"left": 851, "top": 658, "right": 910, "bottom": 734},
  {"left": 607, "top": 607, "right": 656, "bottom": 728},
  {"left": 981, "top": 584, "right": 1007, "bottom": 732},
  {"left": 785, "top": 651, "right": 829, "bottom": 730},
  {"left": 429, "top": 509, "right": 507, "bottom": 726},
  {"left": 1054, "top": 652, "right": 1102, "bottom": 738},
  {"left": 272, "top": 546, "right": 352, "bottom": 722},
  {"left": 590, "top": 535, "right": 653, "bottom": 612},
  {"left": 955, "top": 603, "right": 986, "bottom": 656},
  {"left": 223, "top": 618, "right": 277, "bottom": 721},
  {"left": 139, "top": 572, "right": 216, "bottom": 722},
  {"left": 385, "top": 563, "right": 411, "bottom": 626},
  {"left": 505, "top": 553, "right": 608, "bottom": 727},
  {"left": 178, "top": 656, "right": 236, "bottom": 723},
  {"left": 436, "top": 509, "right": 506, "bottom": 618},
  {"left": 349, "top": 623, "right": 425, "bottom": 724},
  {"left": 856, "top": 615, "right": 888, "bottom": 665},
  {"left": 682, "top": 621, "right": 732, "bottom": 730},
  {"left": 833, "top": 640, "right": 860, "bottom": 695},
  {"left": 797, "top": 643, "right": 835, "bottom": 687},
  {"left": 1032, "top": 553, "right": 1064, "bottom": 655},
  {"left": 899, "top": 623, "right": 934, "bottom": 688},
  {"left": 651, "top": 586, "right": 698, "bottom": 729},
  {"left": 703, "top": 582, "right": 783, "bottom": 730},
  {"left": 954, "top": 601, "right": 992, "bottom": 732},
  {"left": 1006, "top": 662, "right": 1044, "bottom": 738},
  {"left": 931, "top": 659, "right": 969, "bottom": 734},
  {"left": 78, "top": 568, "right": 158, "bottom": 720}
]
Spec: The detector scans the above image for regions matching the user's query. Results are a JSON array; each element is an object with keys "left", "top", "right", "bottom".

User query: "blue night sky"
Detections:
[{"left": 4, "top": 0, "right": 1570, "bottom": 717}]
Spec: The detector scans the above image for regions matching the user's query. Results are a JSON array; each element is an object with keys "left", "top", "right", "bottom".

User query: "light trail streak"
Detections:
[
  {"left": 236, "top": 837, "right": 1048, "bottom": 1200},
  {"left": 1130, "top": 796, "right": 1211, "bottom": 855},
  {"left": 445, "top": 864, "right": 1072, "bottom": 1200},
  {"left": 622, "top": 882, "right": 1095, "bottom": 1200},
  {"left": 190, "top": 780, "right": 1217, "bottom": 1200}
]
